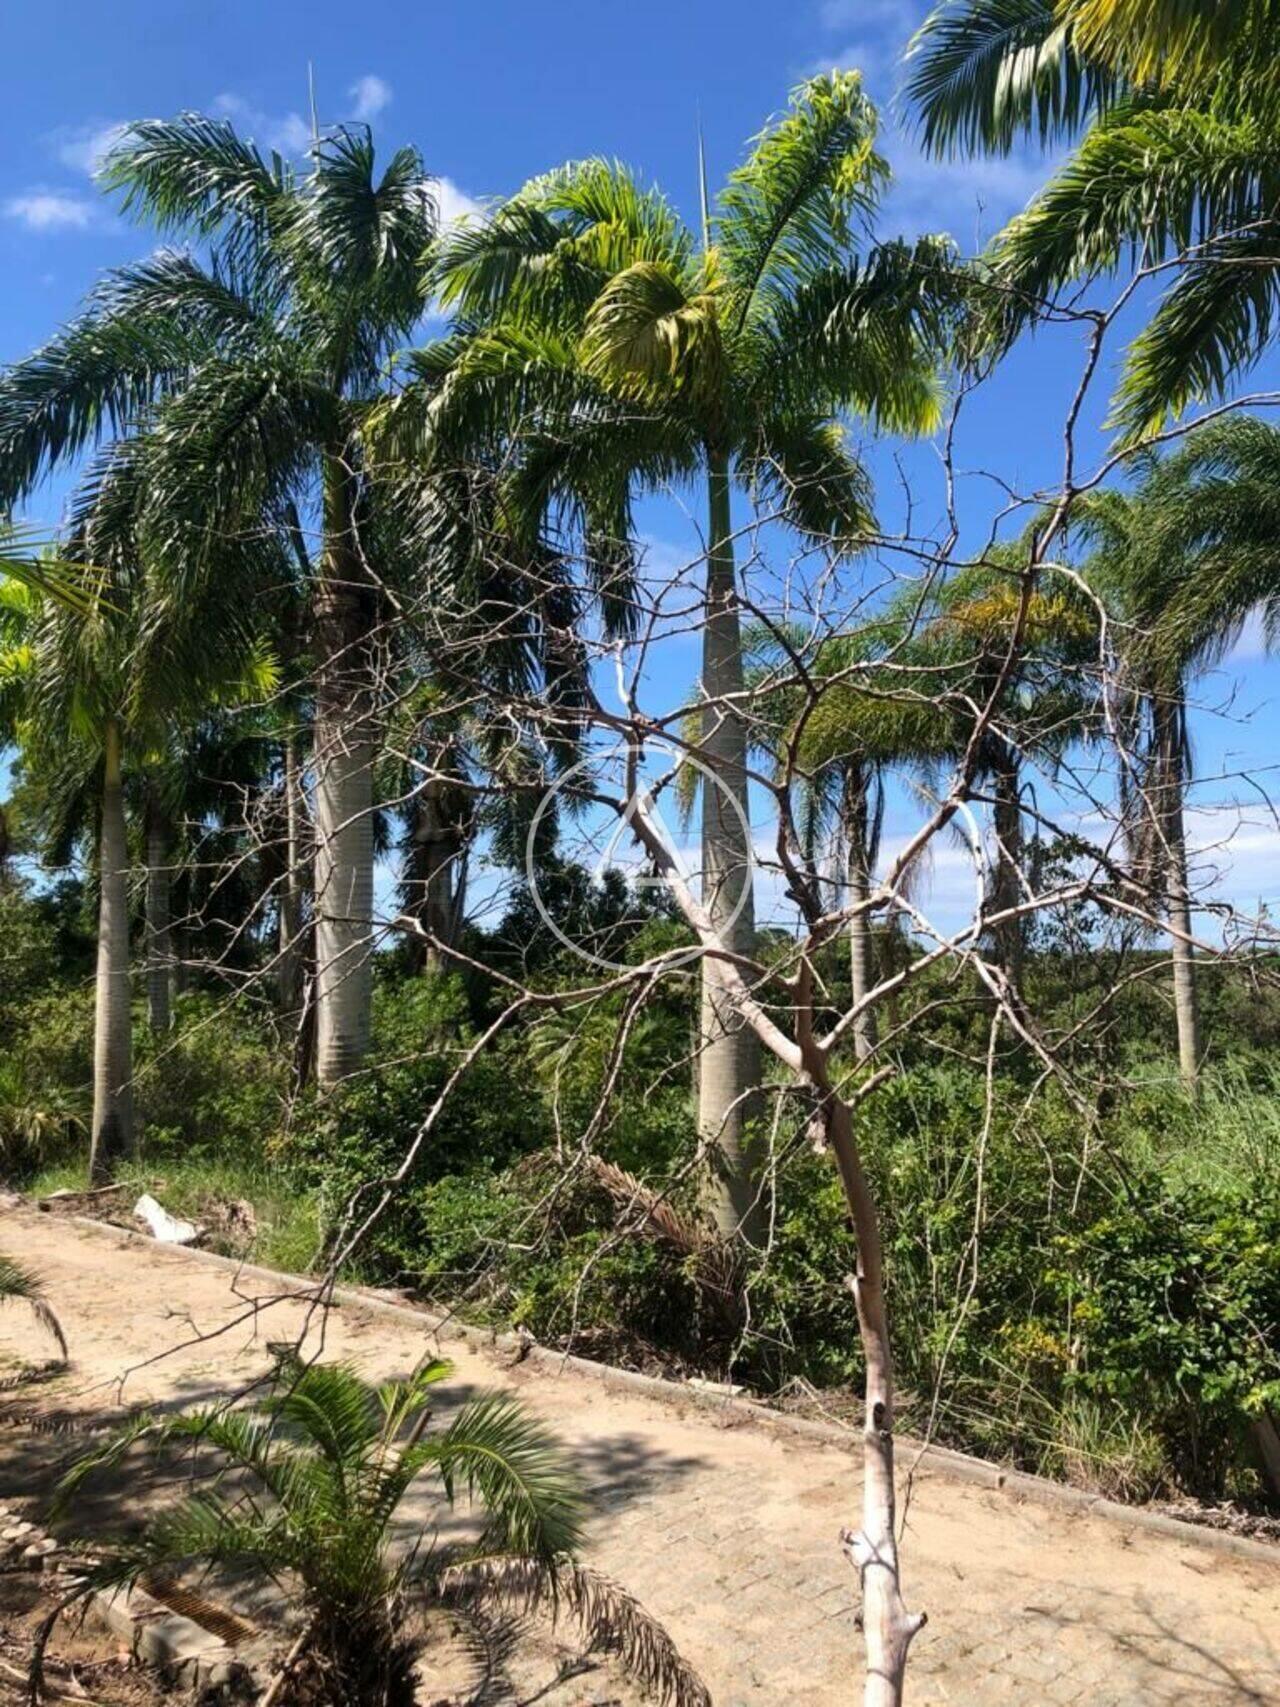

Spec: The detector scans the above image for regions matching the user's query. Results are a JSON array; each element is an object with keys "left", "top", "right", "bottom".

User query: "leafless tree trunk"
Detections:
[
  {"left": 407, "top": 772, "right": 465, "bottom": 974},
  {"left": 697, "top": 451, "right": 763, "bottom": 1241},
  {"left": 89, "top": 718, "right": 134, "bottom": 1182},
  {"left": 990, "top": 742, "right": 1025, "bottom": 1004}
]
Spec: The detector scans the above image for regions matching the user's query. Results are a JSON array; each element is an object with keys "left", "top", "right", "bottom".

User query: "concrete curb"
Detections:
[
  {"left": 39, "top": 1206, "right": 1280, "bottom": 1570},
  {"left": 91, "top": 1583, "right": 250, "bottom": 1694}
]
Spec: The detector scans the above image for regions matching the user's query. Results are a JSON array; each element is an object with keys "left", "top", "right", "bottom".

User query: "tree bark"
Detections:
[
  {"left": 844, "top": 767, "right": 878, "bottom": 1064},
  {"left": 144, "top": 790, "right": 173, "bottom": 1035},
  {"left": 88, "top": 719, "right": 134, "bottom": 1183},
  {"left": 697, "top": 450, "right": 762, "bottom": 1242},
  {"left": 313, "top": 451, "right": 376, "bottom": 1087},
  {"left": 1152, "top": 693, "right": 1201, "bottom": 1092},
  {"left": 278, "top": 732, "right": 306, "bottom": 1014},
  {"left": 825, "top": 1091, "right": 925, "bottom": 1705},
  {"left": 989, "top": 743, "right": 1025, "bottom": 1005},
  {"left": 407, "top": 772, "right": 464, "bottom": 974}
]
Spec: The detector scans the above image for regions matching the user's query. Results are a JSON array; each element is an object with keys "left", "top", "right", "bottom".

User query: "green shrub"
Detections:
[
  {"left": 289, "top": 975, "right": 549, "bottom": 1280},
  {"left": 134, "top": 991, "right": 285, "bottom": 1161},
  {"left": 1046, "top": 1182, "right": 1280, "bottom": 1497}
]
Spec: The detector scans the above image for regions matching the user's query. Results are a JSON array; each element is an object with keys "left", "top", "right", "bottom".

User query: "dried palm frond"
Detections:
[
  {"left": 586, "top": 1155, "right": 744, "bottom": 1325},
  {"left": 435, "top": 1555, "right": 712, "bottom": 1707}
]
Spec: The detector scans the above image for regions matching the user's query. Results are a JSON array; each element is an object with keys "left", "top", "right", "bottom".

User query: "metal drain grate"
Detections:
[{"left": 144, "top": 1577, "right": 258, "bottom": 1647}]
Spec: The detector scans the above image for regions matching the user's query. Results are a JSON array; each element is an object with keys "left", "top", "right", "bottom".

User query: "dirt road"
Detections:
[{"left": 1, "top": 1208, "right": 1276, "bottom": 1706}]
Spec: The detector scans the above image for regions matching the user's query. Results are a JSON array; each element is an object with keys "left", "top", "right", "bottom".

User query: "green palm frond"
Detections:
[
  {"left": 90, "top": 248, "right": 276, "bottom": 346},
  {"left": 54, "top": 1355, "right": 691, "bottom": 1701},
  {"left": 1109, "top": 226, "right": 1280, "bottom": 443},
  {"left": 905, "top": 0, "right": 1121, "bottom": 156},
  {"left": 522, "top": 157, "right": 691, "bottom": 265},
  {"left": 0, "top": 1254, "right": 67, "bottom": 1362},
  {"left": 0, "top": 525, "right": 99, "bottom": 613},
  {"left": 139, "top": 355, "right": 334, "bottom": 584},
  {"left": 582, "top": 259, "right": 722, "bottom": 402},
  {"left": 987, "top": 105, "right": 1280, "bottom": 350},
  {"left": 1065, "top": 0, "right": 1278, "bottom": 87},
  {"left": 100, "top": 111, "right": 293, "bottom": 245},
  {"left": 717, "top": 71, "right": 886, "bottom": 328},
  {"left": 431, "top": 1393, "right": 584, "bottom": 1559},
  {"left": 289, "top": 129, "right": 436, "bottom": 360},
  {"left": 0, "top": 312, "right": 194, "bottom": 506},
  {"left": 754, "top": 238, "right": 960, "bottom": 433},
  {"left": 742, "top": 414, "right": 875, "bottom": 549}
]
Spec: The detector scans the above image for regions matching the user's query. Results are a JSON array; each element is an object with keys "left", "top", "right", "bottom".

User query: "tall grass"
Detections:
[
  {"left": 1119, "top": 1060, "right": 1280, "bottom": 1193},
  {"left": 27, "top": 1156, "right": 323, "bottom": 1275}
]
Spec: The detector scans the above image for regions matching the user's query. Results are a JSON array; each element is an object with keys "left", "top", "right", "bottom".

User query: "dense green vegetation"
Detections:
[{"left": 5, "top": 872, "right": 1278, "bottom": 1506}]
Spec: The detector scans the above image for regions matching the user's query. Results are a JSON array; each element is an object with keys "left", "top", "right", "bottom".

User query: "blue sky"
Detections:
[{"left": 3, "top": 0, "right": 1279, "bottom": 937}]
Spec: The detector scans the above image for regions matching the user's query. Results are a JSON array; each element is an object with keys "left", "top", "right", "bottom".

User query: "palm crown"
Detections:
[
  {"left": 424, "top": 73, "right": 957, "bottom": 545},
  {"left": 906, "top": 0, "right": 1280, "bottom": 442}
]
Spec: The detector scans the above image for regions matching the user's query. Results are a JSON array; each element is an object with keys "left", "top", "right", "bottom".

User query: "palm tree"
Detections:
[
  {"left": 787, "top": 563, "right": 1097, "bottom": 1017},
  {"left": 744, "top": 619, "right": 929, "bottom": 1062},
  {"left": 57, "top": 1354, "right": 708, "bottom": 1707},
  {"left": 5, "top": 442, "right": 275, "bottom": 1180},
  {"left": 0, "top": 117, "right": 438, "bottom": 1088},
  {"left": 425, "top": 73, "right": 958, "bottom": 1236},
  {"left": 905, "top": 0, "right": 1280, "bottom": 444},
  {"left": 1073, "top": 416, "right": 1280, "bottom": 1088}
]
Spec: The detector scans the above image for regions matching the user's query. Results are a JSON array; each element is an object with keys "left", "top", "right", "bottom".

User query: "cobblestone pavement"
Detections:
[{"left": 1, "top": 1210, "right": 1276, "bottom": 1706}]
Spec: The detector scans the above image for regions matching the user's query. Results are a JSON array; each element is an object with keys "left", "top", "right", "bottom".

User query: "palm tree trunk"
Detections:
[
  {"left": 698, "top": 450, "right": 762, "bottom": 1241},
  {"left": 144, "top": 789, "right": 173, "bottom": 1034},
  {"left": 89, "top": 718, "right": 134, "bottom": 1183},
  {"left": 408, "top": 777, "right": 462, "bottom": 974},
  {"left": 990, "top": 744, "right": 1025, "bottom": 1004},
  {"left": 1153, "top": 693, "right": 1201, "bottom": 1091},
  {"left": 844, "top": 767, "right": 878, "bottom": 1063},
  {"left": 313, "top": 452, "right": 376, "bottom": 1087},
  {"left": 278, "top": 732, "right": 305, "bottom": 1013}
]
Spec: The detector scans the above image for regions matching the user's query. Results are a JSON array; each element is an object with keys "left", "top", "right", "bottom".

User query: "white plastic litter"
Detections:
[{"left": 133, "top": 1193, "right": 199, "bottom": 1245}]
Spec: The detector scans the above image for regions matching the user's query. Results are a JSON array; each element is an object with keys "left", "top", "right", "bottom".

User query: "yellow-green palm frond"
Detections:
[
  {"left": 581, "top": 259, "right": 724, "bottom": 406},
  {"left": 717, "top": 71, "right": 887, "bottom": 330}
]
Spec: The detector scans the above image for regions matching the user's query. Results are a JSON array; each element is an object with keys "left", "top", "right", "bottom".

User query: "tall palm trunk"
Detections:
[
  {"left": 990, "top": 742, "right": 1025, "bottom": 1004},
  {"left": 144, "top": 788, "right": 173, "bottom": 1034},
  {"left": 313, "top": 452, "right": 376, "bottom": 1087},
  {"left": 408, "top": 775, "right": 462, "bottom": 973},
  {"left": 1152, "top": 692, "right": 1201, "bottom": 1091},
  {"left": 698, "top": 450, "right": 762, "bottom": 1241},
  {"left": 844, "top": 766, "right": 878, "bottom": 1064},
  {"left": 278, "top": 732, "right": 305, "bottom": 1014},
  {"left": 89, "top": 718, "right": 134, "bottom": 1182}
]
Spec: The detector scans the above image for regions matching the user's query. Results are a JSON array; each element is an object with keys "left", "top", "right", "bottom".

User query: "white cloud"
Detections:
[
  {"left": 882, "top": 127, "right": 1052, "bottom": 242},
  {"left": 4, "top": 192, "right": 96, "bottom": 232},
  {"left": 211, "top": 93, "right": 311, "bottom": 158},
  {"left": 53, "top": 121, "right": 129, "bottom": 176},
  {"left": 348, "top": 74, "right": 392, "bottom": 122},
  {"left": 809, "top": 40, "right": 891, "bottom": 79},
  {"left": 433, "top": 175, "right": 481, "bottom": 228}
]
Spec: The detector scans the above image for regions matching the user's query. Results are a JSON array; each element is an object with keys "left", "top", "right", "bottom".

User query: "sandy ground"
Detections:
[{"left": 0, "top": 1206, "right": 1277, "bottom": 1707}]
